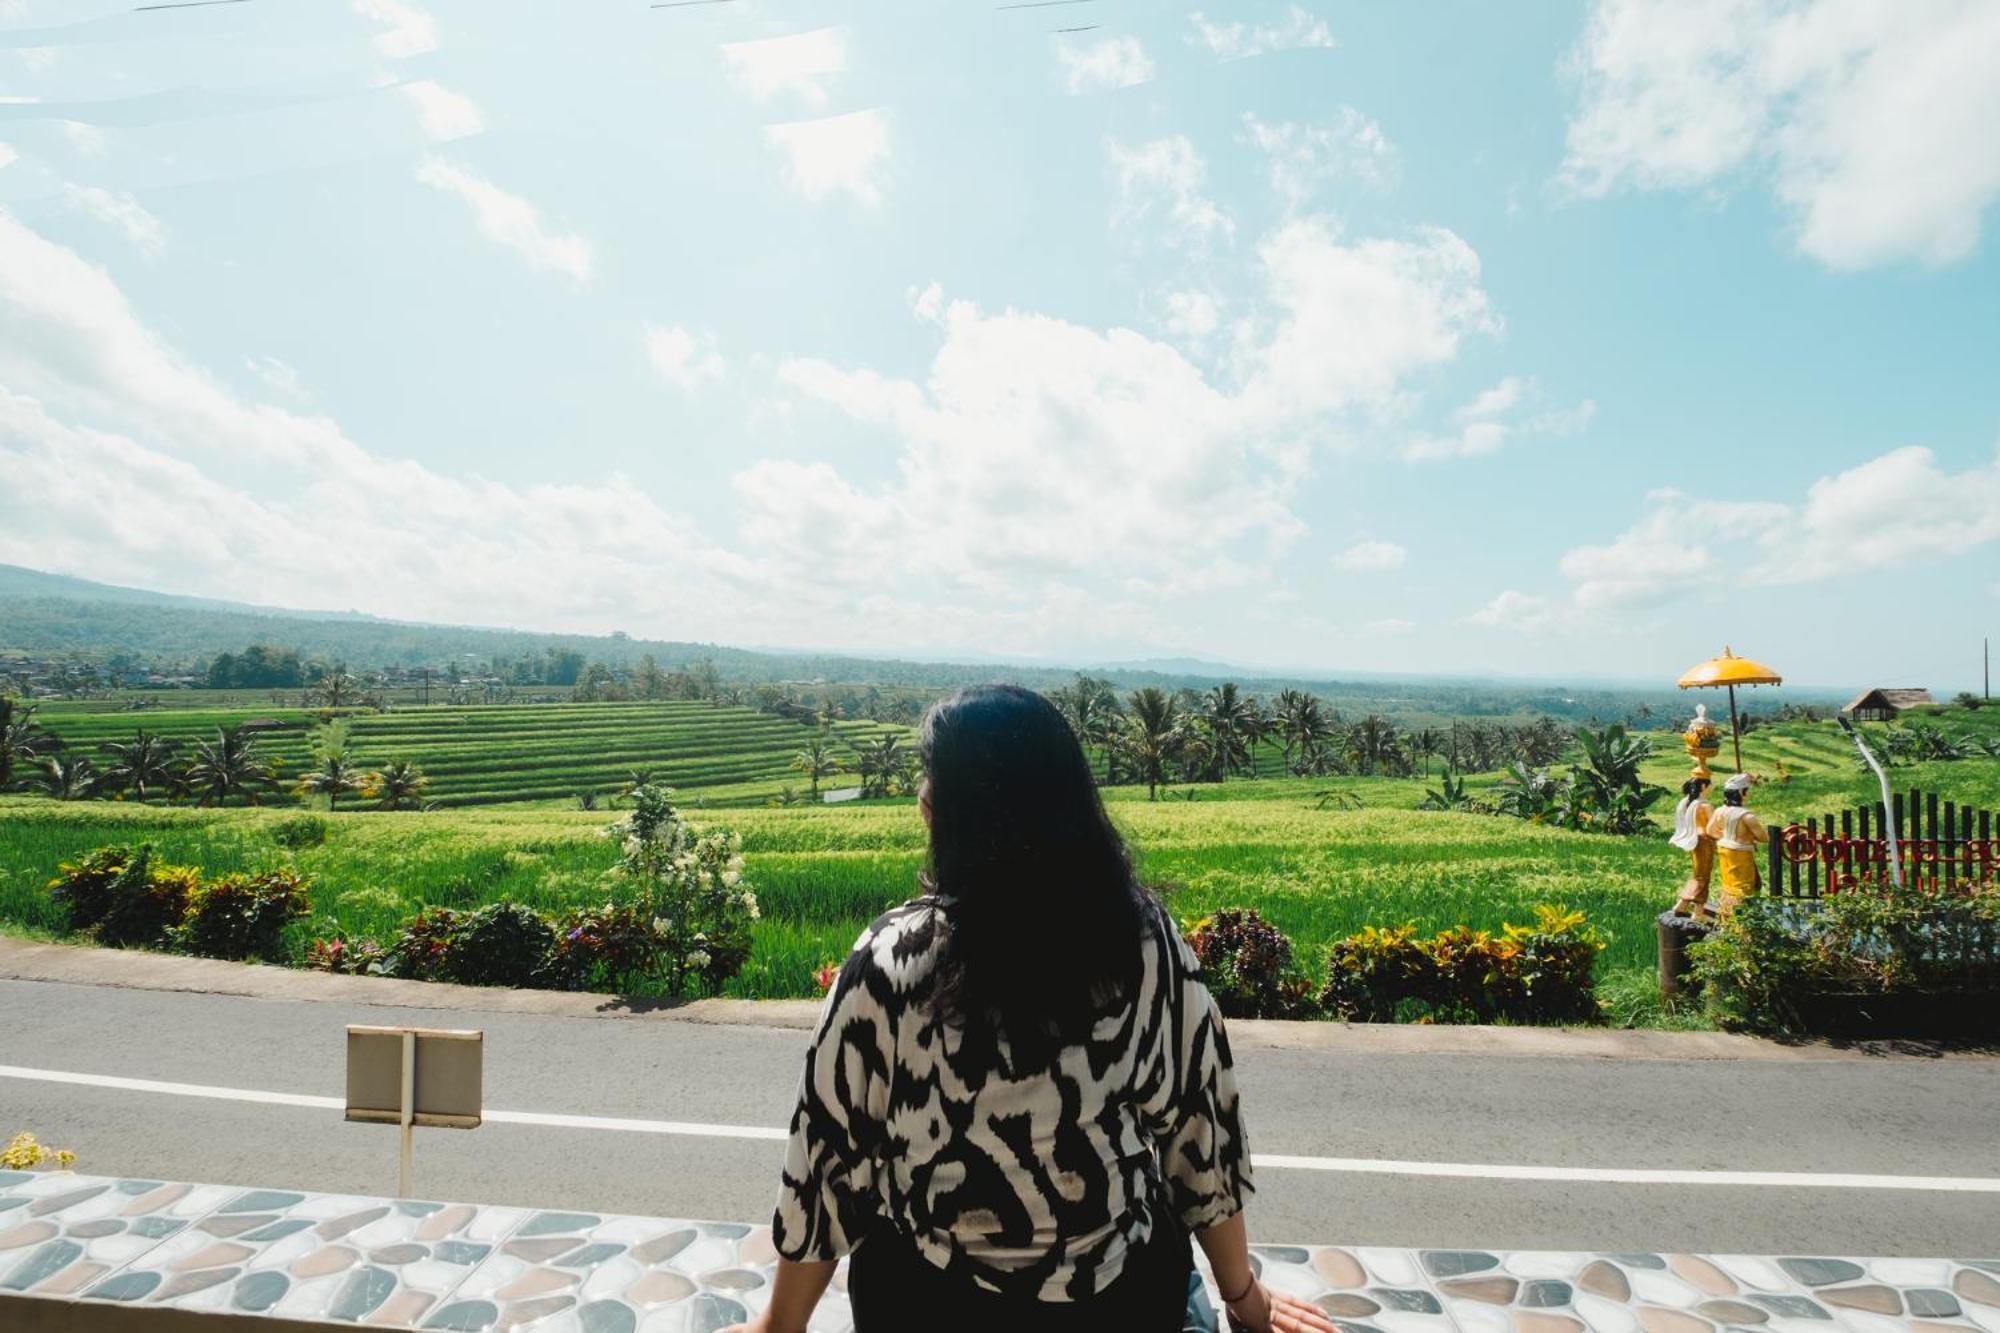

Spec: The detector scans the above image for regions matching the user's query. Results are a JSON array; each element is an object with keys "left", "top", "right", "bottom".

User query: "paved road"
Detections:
[{"left": 2, "top": 978, "right": 1996, "bottom": 1256}]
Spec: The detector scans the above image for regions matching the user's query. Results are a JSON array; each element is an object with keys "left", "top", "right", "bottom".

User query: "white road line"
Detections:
[{"left": 6, "top": 1063, "right": 1998, "bottom": 1193}]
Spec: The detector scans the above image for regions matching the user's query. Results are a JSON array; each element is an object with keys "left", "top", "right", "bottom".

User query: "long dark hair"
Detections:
[
  {"left": 919, "top": 685, "right": 1150, "bottom": 1060},
  {"left": 1681, "top": 777, "right": 1710, "bottom": 801}
]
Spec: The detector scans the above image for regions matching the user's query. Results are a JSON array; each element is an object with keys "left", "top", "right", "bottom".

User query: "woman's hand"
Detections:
[{"left": 1225, "top": 1281, "right": 1338, "bottom": 1333}]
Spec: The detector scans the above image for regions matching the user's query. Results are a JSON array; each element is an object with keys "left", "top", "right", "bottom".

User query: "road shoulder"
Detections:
[{"left": 4, "top": 933, "right": 1990, "bottom": 1061}]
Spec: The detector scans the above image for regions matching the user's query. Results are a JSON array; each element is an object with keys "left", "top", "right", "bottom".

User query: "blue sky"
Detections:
[{"left": 0, "top": 0, "right": 1996, "bottom": 690}]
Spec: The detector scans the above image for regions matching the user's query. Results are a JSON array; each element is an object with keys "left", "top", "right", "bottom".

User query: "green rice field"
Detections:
[
  {"left": 28, "top": 700, "right": 902, "bottom": 808},
  {"left": 3, "top": 715, "right": 1994, "bottom": 1024}
]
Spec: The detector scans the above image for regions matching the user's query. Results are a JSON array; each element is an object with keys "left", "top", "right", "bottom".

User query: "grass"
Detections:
[{"left": 4, "top": 712, "right": 1995, "bottom": 1023}]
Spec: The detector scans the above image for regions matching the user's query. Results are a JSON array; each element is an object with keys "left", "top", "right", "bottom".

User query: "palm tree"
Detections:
[
  {"left": 100, "top": 730, "right": 181, "bottom": 802},
  {"left": 791, "top": 731, "right": 842, "bottom": 799},
  {"left": 1412, "top": 727, "right": 1444, "bottom": 778},
  {"left": 1346, "top": 714, "right": 1401, "bottom": 776},
  {"left": 856, "top": 733, "right": 908, "bottom": 799},
  {"left": 1119, "top": 688, "right": 1180, "bottom": 801},
  {"left": 1198, "top": 683, "right": 1255, "bottom": 781},
  {"left": 299, "top": 752, "right": 365, "bottom": 812},
  {"left": 1278, "top": 692, "right": 1337, "bottom": 775},
  {"left": 34, "top": 751, "right": 100, "bottom": 801},
  {"left": 0, "top": 697, "right": 57, "bottom": 791},
  {"left": 1238, "top": 700, "right": 1274, "bottom": 778},
  {"left": 363, "top": 760, "right": 429, "bottom": 811},
  {"left": 183, "top": 726, "right": 282, "bottom": 806}
]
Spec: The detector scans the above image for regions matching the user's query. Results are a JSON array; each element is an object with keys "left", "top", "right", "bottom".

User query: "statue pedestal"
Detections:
[{"left": 1656, "top": 910, "right": 1713, "bottom": 1003}]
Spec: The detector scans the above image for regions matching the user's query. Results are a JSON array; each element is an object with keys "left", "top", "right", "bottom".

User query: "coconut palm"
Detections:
[
  {"left": 100, "top": 730, "right": 181, "bottom": 802},
  {"left": 791, "top": 731, "right": 843, "bottom": 799},
  {"left": 1119, "top": 688, "right": 1180, "bottom": 801},
  {"left": 1198, "top": 683, "right": 1256, "bottom": 781},
  {"left": 855, "top": 733, "right": 909, "bottom": 799},
  {"left": 363, "top": 760, "right": 429, "bottom": 812},
  {"left": 0, "top": 697, "right": 57, "bottom": 791},
  {"left": 299, "top": 752, "right": 365, "bottom": 812},
  {"left": 1411, "top": 727, "right": 1444, "bottom": 778},
  {"left": 34, "top": 751, "right": 101, "bottom": 801},
  {"left": 182, "top": 726, "right": 283, "bottom": 806},
  {"left": 1346, "top": 714, "right": 1401, "bottom": 776}
]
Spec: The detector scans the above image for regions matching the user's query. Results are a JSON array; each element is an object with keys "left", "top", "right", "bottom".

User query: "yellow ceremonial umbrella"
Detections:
[{"left": 1677, "top": 646, "right": 1782, "bottom": 774}]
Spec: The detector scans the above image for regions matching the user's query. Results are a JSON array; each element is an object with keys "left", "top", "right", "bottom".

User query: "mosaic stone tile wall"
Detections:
[{"left": 2, "top": 1171, "right": 1995, "bottom": 1332}]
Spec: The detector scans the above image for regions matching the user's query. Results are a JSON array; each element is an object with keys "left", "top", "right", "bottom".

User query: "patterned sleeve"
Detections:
[
  {"left": 1147, "top": 909, "right": 1255, "bottom": 1231},
  {"left": 770, "top": 929, "right": 895, "bottom": 1262}
]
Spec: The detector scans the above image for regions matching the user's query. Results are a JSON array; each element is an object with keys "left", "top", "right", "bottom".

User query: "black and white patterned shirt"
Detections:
[{"left": 771, "top": 894, "right": 1252, "bottom": 1300}]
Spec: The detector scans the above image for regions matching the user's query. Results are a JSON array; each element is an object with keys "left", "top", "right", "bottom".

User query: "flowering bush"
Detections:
[
  {"left": 1183, "top": 908, "right": 1313, "bottom": 1018},
  {"left": 2, "top": 1132, "right": 74, "bottom": 1172},
  {"left": 1320, "top": 905, "right": 1604, "bottom": 1025},
  {"left": 176, "top": 869, "right": 312, "bottom": 961},
  {"left": 597, "top": 785, "right": 759, "bottom": 997}
]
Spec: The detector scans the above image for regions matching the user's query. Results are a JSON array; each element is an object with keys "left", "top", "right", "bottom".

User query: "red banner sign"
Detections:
[{"left": 1778, "top": 824, "right": 1999, "bottom": 895}]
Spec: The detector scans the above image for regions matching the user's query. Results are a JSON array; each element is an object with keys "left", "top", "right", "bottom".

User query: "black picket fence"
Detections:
[{"left": 1769, "top": 788, "right": 2000, "bottom": 899}]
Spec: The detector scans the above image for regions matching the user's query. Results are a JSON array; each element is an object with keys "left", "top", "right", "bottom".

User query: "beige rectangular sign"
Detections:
[{"left": 345, "top": 1025, "right": 483, "bottom": 1130}]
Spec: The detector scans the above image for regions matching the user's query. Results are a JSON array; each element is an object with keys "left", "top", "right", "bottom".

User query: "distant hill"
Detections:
[{"left": 0, "top": 563, "right": 1829, "bottom": 721}]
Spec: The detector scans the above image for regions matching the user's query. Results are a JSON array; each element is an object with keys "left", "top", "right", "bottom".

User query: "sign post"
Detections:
[{"left": 345, "top": 1026, "right": 482, "bottom": 1198}]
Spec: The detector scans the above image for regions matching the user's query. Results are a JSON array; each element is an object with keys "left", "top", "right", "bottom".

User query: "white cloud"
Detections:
[
  {"left": 0, "top": 208, "right": 743, "bottom": 631},
  {"left": 1458, "top": 374, "right": 1530, "bottom": 422},
  {"left": 722, "top": 27, "right": 847, "bottom": 107},
  {"left": 1161, "top": 290, "right": 1220, "bottom": 342},
  {"left": 1559, "top": 491, "right": 1787, "bottom": 612},
  {"left": 401, "top": 80, "right": 483, "bottom": 142},
  {"left": 1492, "top": 446, "right": 2000, "bottom": 631},
  {"left": 1403, "top": 376, "right": 1593, "bottom": 463},
  {"left": 60, "top": 185, "right": 165, "bottom": 256},
  {"left": 764, "top": 109, "right": 889, "bottom": 207},
  {"left": 1561, "top": 0, "right": 2000, "bottom": 268},
  {"left": 60, "top": 120, "right": 105, "bottom": 156},
  {"left": 414, "top": 157, "right": 592, "bottom": 283},
  {"left": 0, "top": 143, "right": 16, "bottom": 170},
  {"left": 1190, "top": 6, "right": 1336, "bottom": 61},
  {"left": 1244, "top": 109, "right": 1395, "bottom": 207},
  {"left": 244, "top": 355, "right": 306, "bottom": 399},
  {"left": 753, "top": 216, "right": 1502, "bottom": 642},
  {"left": 1057, "top": 34, "right": 1155, "bottom": 93},
  {"left": 1758, "top": 445, "right": 2000, "bottom": 583},
  {"left": 1242, "top": 220, "right": 1497, "bottom": 424},
  {"left": 1364, "top": 618, "right": 1415, "bottom": 636},
  {"left": 1335, "top": 539, "right": 1407, "bottom": 572},
  {"left": 1467, "top": 590, "right": 1560, "bottom": 631},
  {"left": 354, "top": 0, "right": 437, "bottom": 60},
  {"left": 644, "top": 323, "right": 726, "bottom": 391},
  {"left": 1109, "top": 137, "right": 1233, "bottom": 249}
]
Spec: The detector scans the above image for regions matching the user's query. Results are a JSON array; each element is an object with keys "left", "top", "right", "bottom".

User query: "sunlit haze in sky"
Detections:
[{"left": 1, "top": 0, "right": 1997, "bottom": 687}]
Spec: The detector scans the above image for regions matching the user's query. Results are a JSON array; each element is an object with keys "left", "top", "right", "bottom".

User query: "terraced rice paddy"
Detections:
[
  {"left": 30, "top": 701, "right": 903, "bottom": 808},
  {"left": 3, "top": 715, "right": 1993, "bottom": 1023}
]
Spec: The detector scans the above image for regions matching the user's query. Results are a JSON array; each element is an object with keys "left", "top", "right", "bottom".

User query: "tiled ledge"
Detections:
[{"left": 1, "top": 1171, "right": 1994, "bottom": 1332}]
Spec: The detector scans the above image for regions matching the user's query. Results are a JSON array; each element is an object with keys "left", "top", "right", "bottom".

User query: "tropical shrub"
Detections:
[
  {"left": 97, "top": 850, "right": 200, "bottom": 949},
  {"left": 48, "top": 845, "right": 137, "bottom": 930},
  {"left": 1320, "top": 905, "right": 1604, "bottom": 1025},
  {"left": 378, "top": 906, "right": 463, "bottom": 982},
  {"left": 306, "top": 935, "right": 386, "bottom": 975},
  {"left": 544, "top": 901, "right": 667, "bottom": 992},
  {"left": 176, "top": 869, "right": 313, "bottom": 961},
  {"left": 440, "top": 901, "right": 555, "bottom": 987},
  {"left": 1692, "top": 883, "right": 2000, "bottom": 1035},
  {"left": 1183, "top": 908, "right": 1312, "bottom": 1018}
]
